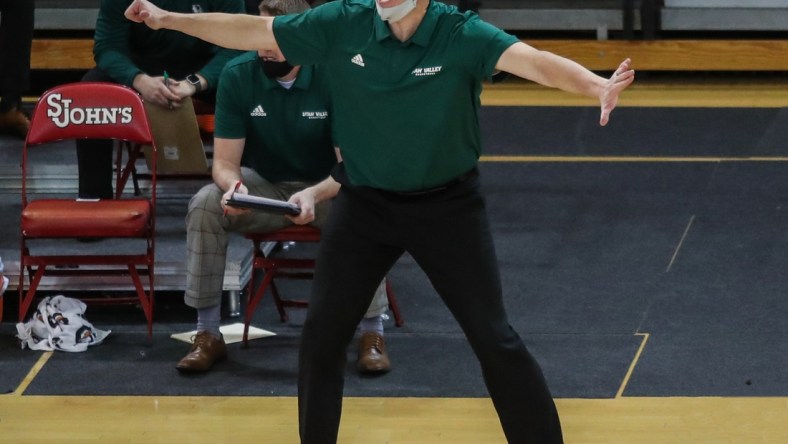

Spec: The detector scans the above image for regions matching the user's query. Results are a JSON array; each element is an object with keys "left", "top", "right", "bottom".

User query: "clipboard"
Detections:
[
  {"left": 141, "top": 97, "right": 209, "bottom": 174},
  {"left": 226, "top": 193, "right": 301, "bottom": 216}
]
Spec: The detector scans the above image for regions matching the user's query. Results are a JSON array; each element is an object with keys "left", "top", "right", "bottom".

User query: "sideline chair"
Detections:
[
  {"left": 244, "top": 225, "right": 404, "bottom": 346},
  {"left": 19, "top": 82, "right": 158, "bottom": 338}
]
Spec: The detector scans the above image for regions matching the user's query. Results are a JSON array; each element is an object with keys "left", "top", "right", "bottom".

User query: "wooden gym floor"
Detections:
[{"left": 2, "top": 77, "right": 788, "bottom": 443}]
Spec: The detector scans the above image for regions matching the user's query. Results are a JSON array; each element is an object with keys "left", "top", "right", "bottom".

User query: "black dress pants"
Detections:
[
  {"left": 75, "top": 69, "right": 117, "bottom": 199},
  {"left": 0, "top": 0, "right": 34, "bottom": 111},
  {"left": 297, "top": 168, "right": 564, "bottom": 443}
]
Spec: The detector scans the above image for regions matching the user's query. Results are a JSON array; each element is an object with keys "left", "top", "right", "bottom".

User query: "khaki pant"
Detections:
[{"left": 184, "top": 167, "right": 388, "bottom": 317}]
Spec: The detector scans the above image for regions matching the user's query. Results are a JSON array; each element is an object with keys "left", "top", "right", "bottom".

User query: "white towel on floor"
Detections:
[{"left": 16, "top": 295, "right": 110, "bottom": 352}]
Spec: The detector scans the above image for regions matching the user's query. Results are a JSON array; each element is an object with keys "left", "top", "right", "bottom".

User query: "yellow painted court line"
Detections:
[
  {"left": 480, "top": 155, "right": 788, "bottom": 163},
  {"left": 11, "top": 351, "right": 54, "bottom": 396},
  {"left": 481, "top": 81, "right": 788, "bottom": 108},
  {"left": 616, "top": 333, "right": 650, "bottom": 399}
]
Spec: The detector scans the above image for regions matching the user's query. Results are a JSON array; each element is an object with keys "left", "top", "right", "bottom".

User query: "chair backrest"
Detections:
[
  {"left": 26, "top": 82, "right": 154, "bottom": 146},
  {"left": 22, "top": 82, "right": 156, "bottom": 203}
]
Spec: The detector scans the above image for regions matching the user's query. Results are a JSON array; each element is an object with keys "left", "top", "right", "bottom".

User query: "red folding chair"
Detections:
[
  {"left": 243, "top": 225, "right": 404, "bottom": 346},
  {"left": 19, "top": 82, "right": 158, "bottom": 338}
]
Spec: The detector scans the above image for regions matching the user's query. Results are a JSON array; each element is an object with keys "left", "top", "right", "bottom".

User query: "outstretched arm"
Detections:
[
  {"left": 496, "top": 42, "right": 634, "bottom": 126},
  {"left": 125, "top": 0, "right": 279, "bottom": 52}
]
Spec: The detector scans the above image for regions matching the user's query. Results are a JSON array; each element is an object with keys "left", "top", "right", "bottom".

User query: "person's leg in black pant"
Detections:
[
  {"left": 298, "top": 187, "right": 404, "bottom": 443},
  {"left": 76, "top": 68, "right": 117, "bottom": 199},
  {"left": 401, "top": 176, "right": 563, "bottom": 443},
  {"left": 0, "top": 0, "right": 35, "bottom": 138}
]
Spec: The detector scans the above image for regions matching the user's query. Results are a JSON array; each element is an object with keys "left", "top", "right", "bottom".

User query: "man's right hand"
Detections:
[
  {"left": 221, "top": 180, "right": 250, "bottom": 217},
  {"left": 125, "top": 0, "right": 166, "bottom": 29},
  {"left": 287, "top": 188, "right": 318, "bottom": 225}
]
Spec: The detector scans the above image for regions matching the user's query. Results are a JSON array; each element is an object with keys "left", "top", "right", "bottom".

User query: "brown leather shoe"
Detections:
[
  {"left": 357, "top": 332, "right": 390, "bottom": 374},
  {"left": 175, "top": 331, "right": 227, "bottom": 373},
  {"left": 0, "top": 107, "right": 30, "bottom": 139}
]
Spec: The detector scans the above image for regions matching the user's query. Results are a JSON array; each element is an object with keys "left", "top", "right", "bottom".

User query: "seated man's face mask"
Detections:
[
  {"left": 377, "top": 0, "right": 417, "bottom": 23},
  {"left": 259, "top": 57, "right": 295, "bottom": 79}
]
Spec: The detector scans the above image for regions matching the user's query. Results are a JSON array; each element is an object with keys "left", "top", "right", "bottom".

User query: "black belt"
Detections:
[{"left": 380, "top": 167, "right": 478, "bottom": 197}]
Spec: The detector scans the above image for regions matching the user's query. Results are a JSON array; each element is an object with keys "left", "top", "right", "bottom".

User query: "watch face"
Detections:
[{"left": 187, "top": 75, "right": 201, "bottom": 91}]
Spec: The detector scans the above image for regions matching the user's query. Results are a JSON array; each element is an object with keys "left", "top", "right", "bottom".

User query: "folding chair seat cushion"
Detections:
[{"left": 21, "top": 199, "right": 152, "bottom": 238}]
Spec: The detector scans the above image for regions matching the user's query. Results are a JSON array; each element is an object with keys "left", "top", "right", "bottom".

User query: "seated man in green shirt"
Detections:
[{"left": 176, "top": 0, "right": 393, "bottom": 375}]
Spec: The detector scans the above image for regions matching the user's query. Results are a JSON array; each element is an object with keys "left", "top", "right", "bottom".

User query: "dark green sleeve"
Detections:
[
  {"left": 273, "top": 2, "right": 346, "bottom": 66},
  {"left": 214, "top": 59, "right": 247, "bottom": 139},
  {"left": 194, "top": 0, "right": 245, "bottom": 89},
  {"left": 459, "top": 15, "right": 520, "bottom": 80},
  {"left": 93, "top": 0, "right": 140, "bottom": 86}
]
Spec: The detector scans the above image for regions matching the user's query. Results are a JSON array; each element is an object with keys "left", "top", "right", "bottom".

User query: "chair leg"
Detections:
[
  {"left": 129, "top": 144, "right": 142, "bottom": 196},
  {"left": 115, "top": 142, "right": 142, "bottom": 198},
  {"left": 244, "top": 268, "right": 276, "bottom": 347},
  {"left": 115, "top": 142, "right": 124, "bottom": 199},
  {"left": 19, "top": 265, "right": 45, "bottom": 322},
  {"left": 128, "top": 265, "right": 154, "bottom": 340},
  {"left": 269, "top": 280, "right": 290, "bottom": 323},
  {"left": 244, "top": 274, "right": 256, "bottom": 347},
  {"left": 386, "top": 279, "right": 404, "bottom": 327}
]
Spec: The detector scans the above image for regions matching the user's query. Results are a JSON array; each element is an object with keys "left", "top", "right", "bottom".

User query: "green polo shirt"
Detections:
[
  {"left": 272, "top": 0, "right": 518, "bottom": 191},
  {"left": 214, "top": 51, "right": 336, "bottom": 182}
]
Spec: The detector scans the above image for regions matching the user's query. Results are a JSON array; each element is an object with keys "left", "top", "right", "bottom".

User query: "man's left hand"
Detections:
[{"left": 599, "top": 58, "right": 635, "bottom": 126}]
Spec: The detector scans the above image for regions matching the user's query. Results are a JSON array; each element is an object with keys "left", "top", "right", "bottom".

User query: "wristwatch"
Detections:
[{"left": 186, "top": 74, "right": 202, "bottom": 93}]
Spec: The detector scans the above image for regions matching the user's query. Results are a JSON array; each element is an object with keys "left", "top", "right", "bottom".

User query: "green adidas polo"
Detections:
[
  {"left": 214, "top": 51, "right": 336, "bottom": 182},
  {"left": 273, "top": 0, "right": 518, "bottom": 191}
]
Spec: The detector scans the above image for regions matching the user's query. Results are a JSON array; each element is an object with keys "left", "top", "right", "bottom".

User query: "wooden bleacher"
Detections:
[
  {"left": 26, "top": 0, "right": 788, "bottom": 73},
  {"left": 32, "top": 38, "right": 788, "bottom": 73}
]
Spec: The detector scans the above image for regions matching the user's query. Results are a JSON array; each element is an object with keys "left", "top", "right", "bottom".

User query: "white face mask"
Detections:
[{"left": 376, "top": 0, "right": 418, "bottom": 23}]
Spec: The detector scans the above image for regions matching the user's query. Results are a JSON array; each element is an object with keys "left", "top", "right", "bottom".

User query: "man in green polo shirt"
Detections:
[
  {"left": 177, "top": 0, "right": 394, "bottom": 375},
  {"left": 126, "top": 0, "right": 634, "bottom": 442}
]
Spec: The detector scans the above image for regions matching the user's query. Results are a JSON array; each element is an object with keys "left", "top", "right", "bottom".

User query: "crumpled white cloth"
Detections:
[{"left": 16, "top": 295, "right": 111, "bottom": 352}]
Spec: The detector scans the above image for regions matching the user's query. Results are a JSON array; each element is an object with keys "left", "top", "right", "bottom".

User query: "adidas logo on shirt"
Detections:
[
  {"left": 250, "top": 105, "right": 267, "bottom": 117},
  {"left": 351, "top": 54, "right": 365, "bottom": 67}
]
